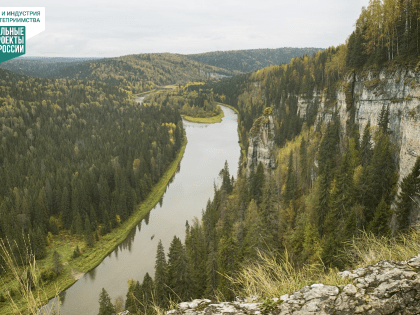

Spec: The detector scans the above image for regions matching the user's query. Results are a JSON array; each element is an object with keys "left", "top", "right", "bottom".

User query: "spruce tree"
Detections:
[
  {"left": 360, "top": 121, "right": 372, "bottom": 167},
  {"left": 260, "top": 175, "right": 280, "bottom": 251},
  {"left": 285, "top": 151, "right": 297, "bottom": 203},
  {"left": 396, "top": 156, "right": 420, "bottom": 231},
  {"left": 140, "top": 272, "right": 154, "bottom": 314},
  {"left": 167, "top": 236, "right": 193, "bottom": 301},
  {"left": 217, "top": 236, "right": 239, "bottom": 300},
  {"left": 98, "top": 288, "right": 116, "bottom": 315},
  {"left": 378, "top": 104, "right": 390, "bottom": 133},
  {"left": 154, "top": 240, "right": 168, "bottom": 307},
  {"left": 299, "top": 138, "right": 309, "bottom": 191},
  {"left": 368, "top": 198, "right": 391, "bottom": 235}
]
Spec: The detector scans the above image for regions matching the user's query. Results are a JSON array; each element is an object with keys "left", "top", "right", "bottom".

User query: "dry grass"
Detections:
[
  {"left": 230, "top": 250, "right": 350, "bottom": 300},
  {"left": 0, "top": 238, "right": 60, "bottom": 315},
  {"left": 345, "top": 230, "right": 420, "bottom": 267},
  {"left": 232, "top": 227, "right": 420, "bottom": 301}
]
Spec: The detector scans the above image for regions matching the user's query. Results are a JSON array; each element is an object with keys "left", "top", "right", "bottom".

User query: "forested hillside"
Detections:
[
  {"left": 185, "top": 48, "right": 322, "bottom": 73},
  {"left": 143, "top": 83, "right": 221, "bottom": 118},
  {"left": 1, "top": 54, "right": 238, "bottom": 94},
  {"left": 0, "top": 57, "right": 100, "bottom": 78},
  {"left": 122, "top": 0, "right": 420, "bottom": 313},
  {"left": 0, "top": 68, "right": 184, "bottom": 276}
]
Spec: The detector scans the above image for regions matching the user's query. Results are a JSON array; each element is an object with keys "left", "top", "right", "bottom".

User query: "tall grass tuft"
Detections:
[
  {"left": 0, "top": 238, "right": 60, "bottom": 315},
  {"left": 230, "top": 250, "right": 350, "bottom": 300},
  {"left": 345, "top": 229, "right": 420, "bottom": 267}
]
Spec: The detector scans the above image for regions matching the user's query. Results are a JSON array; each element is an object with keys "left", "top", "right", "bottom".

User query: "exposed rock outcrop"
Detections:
[
  {"left": 246, "top": 107, "right": 276, "bottom": 176},
  {"left": 167, "top": 255, "right": 420, "bottom": 315}
]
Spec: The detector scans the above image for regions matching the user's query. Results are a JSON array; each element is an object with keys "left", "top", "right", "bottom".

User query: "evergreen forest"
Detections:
[
  {"left": 0, "top": 68, "right": 184, "bottom": 281},
  {"left": 2, "top": 0, "right": 420, "bottom": 314},
  {"left": 122, "top": 0, "right": 420, "bottom": 313}
]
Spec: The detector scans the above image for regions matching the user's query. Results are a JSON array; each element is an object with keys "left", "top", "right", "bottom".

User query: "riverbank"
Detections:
[
  {"left": 0, "top": 136, "right": 188, "bottom": 314},
  {"left": 182, "top": 109, "right": 224, "bottom": 123}
]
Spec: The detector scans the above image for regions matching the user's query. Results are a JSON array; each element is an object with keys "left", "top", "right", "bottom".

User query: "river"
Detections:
[{"left": 50, "top": 106, "right": 240, "bottom": 314}]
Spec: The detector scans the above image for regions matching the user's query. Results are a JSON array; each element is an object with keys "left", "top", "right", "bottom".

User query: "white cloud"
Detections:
[{"left": 9, "top": 0, "right": 370, "bottom": 56}]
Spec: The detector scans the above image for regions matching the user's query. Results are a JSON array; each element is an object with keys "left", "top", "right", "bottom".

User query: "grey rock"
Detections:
[
  {"left": 167, "top": 256, "right": 420, "bottom": 314},
  {"left": 246, "top": 110, "right": 275, "bottom": 176}
]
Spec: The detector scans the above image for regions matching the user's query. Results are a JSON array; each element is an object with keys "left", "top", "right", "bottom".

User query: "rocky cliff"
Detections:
[
  {"left": 298, "top": 67, "right": 420, "bottom": 227},
  {"left": 167, "top": 254, "right": 420, "bottom": 315},
  {"left": 246, "top": 107, "right": 276, "bottom": 175}
]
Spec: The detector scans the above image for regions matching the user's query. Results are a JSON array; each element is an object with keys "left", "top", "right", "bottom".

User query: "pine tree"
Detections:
[
  {"left": 250, "top": 162, "right": 265, "bottom": 204},
  {"left": 378, "top": 104, "right": 390, "bottom": 133},
  {"left": 185, "top": 219, "right": 207, "bottom": 298},
  {"left": 167, "top": 236, "right": 193, "bottom": 301},
  {"left": 360, "top": 121, "right": 372, "bottom": 167},
  {"left": 125, "top": 280, "right": 141, "bottom": 313},
  {"left": 217, "top": 236, "right": 239, "bottom": 300},
  {"left": 154, "top": 240, "right": 168, "bottom": 307},
  {"left": 260, "top": 175, "right": 280, "bottom": 251},
  {"left": 396, "top": 156, "right": 420, "bottom": 231},
  {"left": 219, "top": 161, "right": 232, "bottom": 193},
  {"left": 362, "top": 131, "right": 397, "bottom": 224},
  {"left": 242, "top": 199, "right": 264, "bottom": 260},
  {"left": 368, "top": 198, "right": 392, "bottom": 235},
  {"left": 140, "top": 272, "right": 154, "bottom": 314},
  {"left": 98, "top": 288, "right": 116, "bottom": 315},
  {"left": 299, "top": 138, "right": 309, "bottom": 191},
  {"left": 285, "top": 151, "right": 297, "bottom": 203}
]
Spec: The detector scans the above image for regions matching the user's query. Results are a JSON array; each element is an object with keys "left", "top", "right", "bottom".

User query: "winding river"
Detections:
[{"left": 51, "top": 106, "right": 240, "bottom": 314}]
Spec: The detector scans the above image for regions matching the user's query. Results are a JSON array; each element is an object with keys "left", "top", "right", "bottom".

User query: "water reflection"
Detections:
[
  {"left": 119, "top": 226, "right": 137, "bottom": 253},
  {"left": 144, "top": 212, "right": 150, "bottom": 225},
  {"left": 53, "top": 106, "right": 240, "bottom": 315},
  {"left": 88, "top": 268, "right": 96, "bottom": 281},
  {"left": 58, "top": 290, "right": 66, "bottom": 305}
]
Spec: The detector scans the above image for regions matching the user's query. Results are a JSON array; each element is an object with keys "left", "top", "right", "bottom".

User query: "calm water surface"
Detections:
[{"left": 51, "top": 106, "right": 240, "bottom": 314}]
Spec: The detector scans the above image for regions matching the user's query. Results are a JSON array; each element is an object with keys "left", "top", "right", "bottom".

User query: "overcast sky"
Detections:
[{"left": 11, "top": 0, "right": 370, "bottom": 57}]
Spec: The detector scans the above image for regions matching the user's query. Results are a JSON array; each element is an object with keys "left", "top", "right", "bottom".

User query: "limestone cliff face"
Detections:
[
  {"left": 246, "top": 108, "right": 276, "bottom": 175},
  {"left": 297, "top": 68, "right": 420, "bottom": 227}
]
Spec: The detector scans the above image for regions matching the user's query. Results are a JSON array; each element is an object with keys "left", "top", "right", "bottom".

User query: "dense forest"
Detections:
[
  {"left": 185, "top": 48, "right": 322, "bottom": 73},
  {"left": 0, "top": 68, "right": 184, "bottom": 273},
  {"left": 0, "top": 54, "right": 238, "bottom": 94},
  {"left": 121, "top": 0, "right": 420, "bottom": 313},
  {"left": 143, "top": 83, "right": 221, "bottom": 118},
  {"left": 208, "top": 45, "right": 345, "bottom": 150},
  {"left": 0, "top": 57, "right": 101, "bottom": 78}
]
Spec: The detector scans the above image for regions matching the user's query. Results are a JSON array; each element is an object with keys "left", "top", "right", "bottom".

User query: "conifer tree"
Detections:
[
  {"left": 285, "top": 151, "right": 297, "bottom": 203},
  {"left": 167, "top": 236, "right": 193, "bottom": 301},
  {"left": 368, "top": 198, "right": 391, "bottom": 235},
  {"left": 250, "top": 162, "right": 265, "bottom": 204},
  {"left": 396, "top": 156, "right": 420, "bottom": 231},
  {"left": 242, "top": 199, "right": 264, "bottom": 260},
  {"left": 260, "top": 175, "right": 280, "bottom": 251},
  {"left": 299, "top": 138, "right": 309, "bottom": 191},
  {"left": 360, "top": 121, "right": 372, "bottom": 167},
  {"left": 217, "top": 236, "right": 239, "bottom": 300},
  {"left": 125, "top": 280, "right": 141, "bottom": 313},
  {"left": 154, "top": 240, "right": 168, "bottom": 307},
  {"left": 185, "top": 219, "right": 207, "bottom": 298},
  {"left": 378, "top": 104, "right": 390, "bottom": 133},
  {"left": 140, "top": 272, "right": 154, "bottom": 314},
  {"left": 98, "top": 288, "right": 116, "bottom": 315}
]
